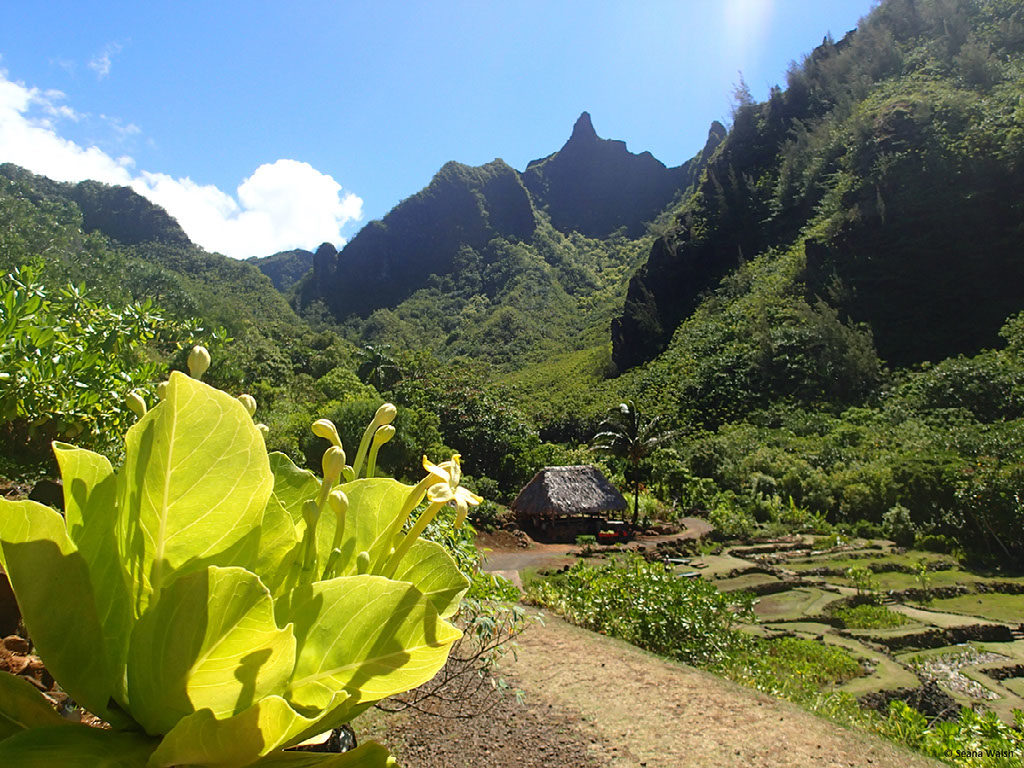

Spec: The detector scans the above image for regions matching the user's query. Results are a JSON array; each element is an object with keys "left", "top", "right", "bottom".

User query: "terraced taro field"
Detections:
[{"left": 689, "top": 539, "right": 1024, "bottom": 724}]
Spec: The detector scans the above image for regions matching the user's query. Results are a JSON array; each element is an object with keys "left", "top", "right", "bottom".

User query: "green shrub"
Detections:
[
  {"left": 881, "top": 701, "right": 1024, "bottom": 768},
  {"left": 915, "top": 533, "right": 959, "bottom": 555},
  {"left": 828, "top": 603, "right": 909, "bottom": 629},
  {"left": 717, "top": 637, "right": 863, "bottom": 704},
  {"left": 882, "top": 504, "right": 916, "bottom": 547},
  {"left": 0, "top": 266, "right": 208, "bottom": 475},
  {"left": 525, "top": 554, "right": 752, "bottom": 666},
  {"left": 707, "top": 493, "right": 759, "bottom": 539}
]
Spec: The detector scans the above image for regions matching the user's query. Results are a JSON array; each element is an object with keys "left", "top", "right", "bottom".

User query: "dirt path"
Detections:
[
  {"left": 360, "top": 614, "right": 942, "bottom": 768},
  {"left": 502, "top": 615, "right": 943, "bottom": 768}
]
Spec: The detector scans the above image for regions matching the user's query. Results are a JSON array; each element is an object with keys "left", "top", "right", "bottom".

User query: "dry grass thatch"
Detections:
[{"left": 511, "top": 466, "right": 627, "bottom": 522}]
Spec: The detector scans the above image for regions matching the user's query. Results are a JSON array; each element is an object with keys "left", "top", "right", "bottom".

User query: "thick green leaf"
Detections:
[
  {"left": 390, "top": 539, "right": 469, "bottom": 619},
  {"left": 0, "top": 499, "right": 119, "bottom": 722},
  {"left": 0, "top": 671, "right": 66, "bottom": 739},
  {"left": 127, "top": 566, "right": 296, "bottom": 735},
  {"left": 147, "top": 695, "right": 332, "bottom": 768},
  {"left": 288, "top": 701, "right": 375, "bottom": 749},
  {"left": 254, "top": 494, "right": 301, "bottom": 594},
  {"left": 330, "top": 479, "right": 413, "bottom": 576},
  {"left": 252, "top": 741, "right": 396, "bottom": 767},
  {"left": 0, "top": 724, "right": 156, "bottom": 766},
  {"left": 54, "top": 443, "right": 133, "bottom": 697},
  {"left": 269, "top": 452, "right": 320, "bottom": 528},
  {"left": 286, "top": 575, "right": 460, "bottom": 716},
  {"left": 117, "top": 371, "right": 273, "bottom": 613}
]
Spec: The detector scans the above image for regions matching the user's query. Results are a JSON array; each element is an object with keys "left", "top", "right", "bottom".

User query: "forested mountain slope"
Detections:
[
  {"left": 613, "top": 0, "right": 1024, "bottom": 371},
  {"left": 248, "top": 247, "right": 314, "bottom": 292},
  {"left": 0, "top": 164, "right": 367, "bottom": 474},
  {"left": 295, "top": 115, "right": 718, "bottom": 370}
]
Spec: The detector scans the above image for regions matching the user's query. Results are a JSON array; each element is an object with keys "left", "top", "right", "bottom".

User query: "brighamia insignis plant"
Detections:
[{"left": 0, "top": 348, "right": 477, "bottom": 767}]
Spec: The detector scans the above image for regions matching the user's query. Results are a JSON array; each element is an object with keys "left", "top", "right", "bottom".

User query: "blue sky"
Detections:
[{"left": 0, "top": 1, "right": 877, "bottom": 258}]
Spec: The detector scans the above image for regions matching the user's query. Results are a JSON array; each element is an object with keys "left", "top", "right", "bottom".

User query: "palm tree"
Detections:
[
  {"left": 590, "top": 401, "right": 677, "bottom": 527},
  {"left": 356, "top": 344, "right": 401, "bottom": 391}
]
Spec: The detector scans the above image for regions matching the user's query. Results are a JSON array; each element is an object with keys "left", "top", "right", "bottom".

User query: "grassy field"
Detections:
[{"left": 924, "top": 593, "right": 1024, "bottom": 625}]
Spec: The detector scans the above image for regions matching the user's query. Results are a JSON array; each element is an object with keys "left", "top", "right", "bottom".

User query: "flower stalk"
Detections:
[{"left": 351, "top": 403, "right": 397, "bottom": 479}]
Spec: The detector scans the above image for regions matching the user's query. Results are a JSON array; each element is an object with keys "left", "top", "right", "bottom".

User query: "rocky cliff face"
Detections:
[
  {"left": 294, "top": 114, "right": 719, "bottom": 325},
  {"left": 522, "top": 112, "right": 715, "bottom": 239},
  {"left": 298, "top": 158, "right": 536, "bottom": 318}
]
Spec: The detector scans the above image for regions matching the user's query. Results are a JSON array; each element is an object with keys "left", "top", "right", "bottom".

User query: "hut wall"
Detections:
[{"left": 528, "top": 515, "right": 603, "bottom": 543}]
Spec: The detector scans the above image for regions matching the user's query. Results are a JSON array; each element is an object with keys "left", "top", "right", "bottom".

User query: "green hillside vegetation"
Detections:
[
  {"left": 0, "top": 166, "right": 367, "bottom": 477},
  {"left": 296, "top": 114, "right": 720, "bottom": 372},
  {"left": 614, "top": 0, "right": 1024, "bottom": 370},
  {"left": 246, "top": 247, "right": 313, "bottom": 292},
  {"left": 342, "top": 219, "right": 650, "bottom": 370}
]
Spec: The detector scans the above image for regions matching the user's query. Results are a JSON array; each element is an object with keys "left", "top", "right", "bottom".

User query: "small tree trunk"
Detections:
[{"left": 632, "top": 480, "right": 640, "bottom": 528}]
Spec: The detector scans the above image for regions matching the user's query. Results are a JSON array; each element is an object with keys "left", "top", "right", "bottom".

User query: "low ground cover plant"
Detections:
[
  {"left": 0, "top": 349, "right": 476, "bottom": 766},
  {"left": 827, "top": 603, "right": 910, "bottom": 630},
  {"left": 717, "top": 636, "right": 863, "bottom": 703},
  {"left": 525, "top": 555, "right": 753, "bottom": 666}
]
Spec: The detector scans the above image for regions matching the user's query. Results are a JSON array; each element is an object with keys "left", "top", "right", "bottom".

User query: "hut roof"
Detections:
[{"left": 511, "top": 466, "right": 627, "bottom": 521}]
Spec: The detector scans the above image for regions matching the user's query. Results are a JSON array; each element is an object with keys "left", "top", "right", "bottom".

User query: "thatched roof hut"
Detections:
[{"left": 511, "top": 466, "right": 627, "bottom": 541}]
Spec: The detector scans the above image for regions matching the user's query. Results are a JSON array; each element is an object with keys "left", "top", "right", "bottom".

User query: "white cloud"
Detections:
[
  {"left": 0, "top": 69, "right": 363, "bottom": 259},
  {"left": 88, "top": 43, "right": 122, "bottom": 79},
  {"left": 0, "top": 75, "right": 133, "bottom": 184},
  {"left": 132, "top": 161, "right": 363, "bottom": 258}
]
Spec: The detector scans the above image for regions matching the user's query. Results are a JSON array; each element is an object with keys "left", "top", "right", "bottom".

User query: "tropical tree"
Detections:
[
  {"left": 356, "top": 343, "right": 401, "bottom": 390},
  {"left": 590, "top": 401, "right": 677, "bottom": 527}
]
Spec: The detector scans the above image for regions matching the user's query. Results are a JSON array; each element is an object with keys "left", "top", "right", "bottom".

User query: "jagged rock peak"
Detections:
[
  {"left": 568, "top": 111, "right": 598, "bottom": 144},
  {"left": 708, "top": 120, "right": 727, "bottom": 143},
  {"left": 314, "top": 242, "right": 337, "bottom": 259},
  {"left": 312, "top": 241, "right": 338, "bottom": 283}
]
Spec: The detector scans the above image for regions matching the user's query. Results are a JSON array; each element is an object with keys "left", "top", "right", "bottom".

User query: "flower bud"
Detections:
[
  {"left": 156, "top": 381, "right": 168, "bottom": 400},
  {"left": 373, "top": 424, "right": 396, "bottom": 445},
  {"left": 126, "top": 391, "right": 147, "bottom": 418},
  {"left": 322, "top": 445, "right": 346, "bottom": 483},
  {"left": 328, "top": 489, "right": 348, "bottom": 519},
  {"left": 311, "top": 418, "right": 342, "bottom": 447},
  {"left": 356, "top": 551, "right": 370, "bottom": 574},
  {"left": 256, "top": 423, "right": 269, "bottom": 437},
  {"left": 187, "top": 345, "right": 211, "bottom": 379},
  {"left": 375, "top": 402, "right": 397, "bottom": 426},
  {"left": 237, "top": 394, "right": 257, "bottom": 417}
]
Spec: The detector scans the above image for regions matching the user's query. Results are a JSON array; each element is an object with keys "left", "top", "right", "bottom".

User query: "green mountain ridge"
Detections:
[
  {"left": 247, "top": 247, "right": 313, "bottom": 293},
  {"left": 0, "top": 163, "right": 192, "bottom": 249},
  {"left": 521, "top": 111, "right": 724, "bottom": 239},
  {"left": 613, "top": 0, "right": 1024, "bottom": 371},
  {"left": 298, "top": 158, "right": 537, "bottom": 319},
  {"left": 294, "top": 114, "right": 719, "bottom": 370}
]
